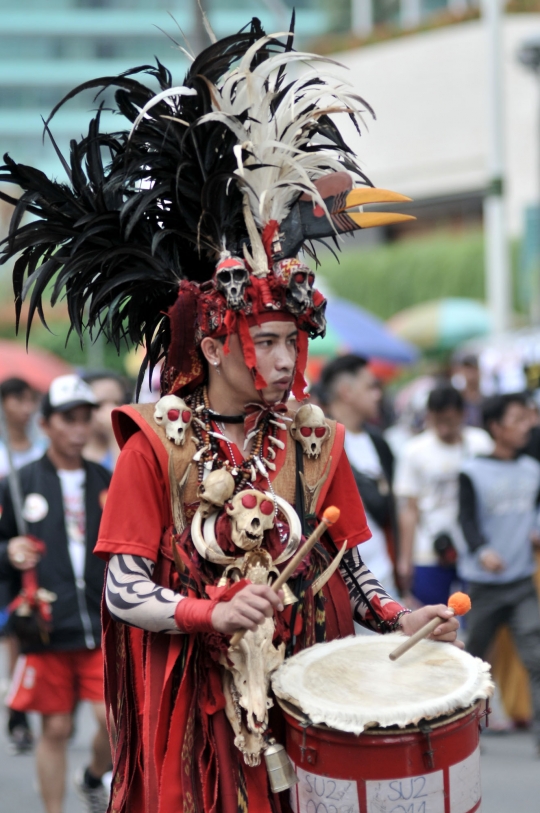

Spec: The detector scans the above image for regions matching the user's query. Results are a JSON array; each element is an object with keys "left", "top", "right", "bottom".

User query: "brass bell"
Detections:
[
  {"left": 264, "top": 739, "right": 298, "bottom": 793},
  {"left": 281, "top": 582, "right": 298, "bottom": 606}
]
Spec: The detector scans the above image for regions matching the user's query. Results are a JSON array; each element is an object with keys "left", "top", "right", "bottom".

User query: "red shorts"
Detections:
[{"left": 6, "top": 648, "right": 104, "bottom": 715}]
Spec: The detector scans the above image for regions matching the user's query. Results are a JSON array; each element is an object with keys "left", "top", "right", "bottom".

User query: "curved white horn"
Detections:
[
  {"left": 191, "top": 509, "right": 234, "bottom": 565},
  {"left": 270, "top": 494, "right": 303, "bottom": 564}
]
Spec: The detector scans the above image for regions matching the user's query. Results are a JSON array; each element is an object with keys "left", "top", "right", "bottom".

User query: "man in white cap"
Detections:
[{"left": 0, "top": 375, "right": 112, "bottom": 813}]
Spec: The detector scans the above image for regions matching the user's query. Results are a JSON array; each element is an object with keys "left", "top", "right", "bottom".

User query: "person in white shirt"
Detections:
[
  {"left": 320, "top": 355, "right": 398, "bottom": 595},
  {"left": 395, "top": 385, "right": 493, "bottom": 606}
]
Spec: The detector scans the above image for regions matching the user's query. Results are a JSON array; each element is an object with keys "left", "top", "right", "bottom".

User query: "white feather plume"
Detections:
[{"left": 194, "top": 36, "right": 373, "bottom": 230}]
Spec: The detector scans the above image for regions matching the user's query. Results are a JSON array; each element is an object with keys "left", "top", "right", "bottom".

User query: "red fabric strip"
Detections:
[
  {"left": 291, "top": 329, "right": 309, "bottom": 400},
  {"left": 237, "top": 311, "right": 268, "bottom": 390}
]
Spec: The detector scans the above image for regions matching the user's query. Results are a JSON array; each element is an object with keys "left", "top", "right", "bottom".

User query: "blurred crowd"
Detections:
[
  {"left": 313, "top": 352, "right": 540, "bottom": 747},
  {"left": 0, "top": 352, "right": 540, "bottom": 813},
  {"left": 0, "top": 370, "right": 130, "bottom": 813}
]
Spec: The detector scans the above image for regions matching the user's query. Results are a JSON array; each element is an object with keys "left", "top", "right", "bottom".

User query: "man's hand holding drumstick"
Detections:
[
  {"left": 211, "top": 504, "right": 461, "bottom": 650},
  {"left": 391, "top": 592, "right": 467, "bottom": 660},
  {"left": 211, "top": 506, "right": 340, "bottom": 642}
]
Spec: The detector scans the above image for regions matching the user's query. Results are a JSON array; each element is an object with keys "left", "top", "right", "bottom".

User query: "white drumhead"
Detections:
[{"left": 271, "top": 635, "right": 493, "bottom": 734}]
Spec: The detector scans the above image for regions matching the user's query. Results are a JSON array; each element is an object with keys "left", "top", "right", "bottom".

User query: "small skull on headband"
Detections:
[
  {"left": 214, "top": 256, "right": 250, "bottom": 311},
  {"left": 274, "top": 258, "right": 315, "bottom": 316}
]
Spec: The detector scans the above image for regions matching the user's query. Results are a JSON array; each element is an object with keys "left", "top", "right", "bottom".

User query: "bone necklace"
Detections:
[
  {"left": 188, "top": 386, "right": 285, "bottom": 493},
  {"left": 217, "top": 421, "right": 290, "bottom": 545}
]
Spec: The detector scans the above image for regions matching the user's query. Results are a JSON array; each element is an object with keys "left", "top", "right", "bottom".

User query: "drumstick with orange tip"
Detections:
[
  {"left": 229, "top": 506, "right": 341, "bottom": 648},
  {"left": 389, "top": 591, "right": 471, "bottom": 662}
]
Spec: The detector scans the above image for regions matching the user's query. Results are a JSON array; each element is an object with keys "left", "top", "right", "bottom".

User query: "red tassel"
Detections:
[
  {"left": 292, "top": 330, "right": 309, "bottom": 400},
  {"left": 262, "top": 220, "right": 279, "bottom": 261},
  {"left": 167, "top": 282, "right": 199, "bottom": 377},
  {"left": 257, "top": 277, "right": 274, "bottom": 310},
  {"left": 237, "top": 312, "right": 268, "bottom": 390},
  {"left": 223, "top": 310, "right": 237, "bottom": 355}
]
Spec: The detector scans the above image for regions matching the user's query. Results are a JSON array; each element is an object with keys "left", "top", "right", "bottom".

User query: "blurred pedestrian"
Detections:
[
  {"left": 458, "top": 392, "right": 540, "bottom": 754},
  {"left": 0, "top": 375, "right": 111, "bottom": 813},
  {"left": 0, "top": 377, "right": 46, "bottom": 753},
  {"left": 0, "top": 377, "right": 45, "bottom": 477},
  {"left": 452, "top": 353, "right": 483, "bottom": 428},
  {"left": 395, "top": 386, "right": 492, "bottom": 604},
  {"left": 82, "top": 371, "right": 128, "bottom": 471},
  {"left": 320, "top": 355, "right": 398, "bottom": 595}
]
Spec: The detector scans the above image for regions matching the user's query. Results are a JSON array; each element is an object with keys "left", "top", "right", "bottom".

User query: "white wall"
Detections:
[{"left": 334, "top": 15, "right": 540, "bottom": 236}]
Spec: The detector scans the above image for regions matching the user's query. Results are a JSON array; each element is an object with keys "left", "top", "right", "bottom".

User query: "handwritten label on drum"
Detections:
[
  {"left": 365, "top": 771, "right": 444, "bottom": 813},
  {"left": 291, "top": 765, "right": 360, "bottom": 813},
  {"left": 449, "top": 747, "right": 481, "bottom": 813}
]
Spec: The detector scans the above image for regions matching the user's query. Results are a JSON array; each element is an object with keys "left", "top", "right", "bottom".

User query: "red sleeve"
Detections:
[
  {"left": 94, "top": 431, "right": 168, "bottom": 562},
  {"left": 318, "top": 449, "right": 372, "bottom": 550}
]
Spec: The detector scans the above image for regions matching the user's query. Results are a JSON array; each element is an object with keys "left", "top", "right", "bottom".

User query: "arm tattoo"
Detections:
[
  {"left": 105, "top": 554, "right": 184, "bottom": 634},
  {"left": 340, "top": 546, "right": 399, "bottom": 632}
]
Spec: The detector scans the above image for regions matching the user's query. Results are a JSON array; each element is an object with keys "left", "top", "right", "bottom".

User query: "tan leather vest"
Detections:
[{"left": 112, "top": 403, "right": 344, "bottom": 521}]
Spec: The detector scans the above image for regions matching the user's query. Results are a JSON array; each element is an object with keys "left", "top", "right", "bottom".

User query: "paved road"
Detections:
[
  {"left": 0, "top": 701, "right": 101, "bottom": 813},
  {"left": 0, "top": 669, "right": 539, "bottom": 812}
]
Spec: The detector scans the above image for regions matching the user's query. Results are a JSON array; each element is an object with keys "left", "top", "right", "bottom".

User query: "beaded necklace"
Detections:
[{"left": 187, "top": 386, "right": 286, "bottom": 494}]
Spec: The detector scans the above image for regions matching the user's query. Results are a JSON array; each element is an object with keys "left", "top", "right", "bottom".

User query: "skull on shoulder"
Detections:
[
  {"left": 153, "top": 395, "right": 192, "bottom": 446},
  {"left": 290, "top": 403, "right": 330, "bottom": 459}
]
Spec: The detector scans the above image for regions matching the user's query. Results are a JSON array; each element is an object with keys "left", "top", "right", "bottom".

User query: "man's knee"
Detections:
[
  {"left": 92, "top": 702, "right": 108, "bottom": 731},
  {"left": 42, "top": 714, "right": 73, "bottom": 743}
]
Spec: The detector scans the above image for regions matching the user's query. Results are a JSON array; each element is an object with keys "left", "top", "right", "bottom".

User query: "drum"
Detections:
[{"left": 271, "top": 635, "right": 493, "bottom": 813}]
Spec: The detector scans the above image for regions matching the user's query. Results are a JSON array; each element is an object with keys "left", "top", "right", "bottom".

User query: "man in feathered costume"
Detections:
[{"left": 0, "top": 18, "right": 459, "bottom": 813}]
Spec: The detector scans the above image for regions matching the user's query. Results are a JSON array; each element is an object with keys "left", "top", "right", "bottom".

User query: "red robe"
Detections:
[{"left": 95, "top": 407, "right": 373, "bottom": 813}]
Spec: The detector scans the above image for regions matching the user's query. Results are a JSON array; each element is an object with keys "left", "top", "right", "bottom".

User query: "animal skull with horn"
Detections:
[{"left": 190, "top": 487, "right": 302, "bottom": 765}]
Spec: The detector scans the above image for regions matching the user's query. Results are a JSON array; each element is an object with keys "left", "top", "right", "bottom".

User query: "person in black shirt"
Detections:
[{"left": 0, "top": 375, "right": 111, "bottom": 813}]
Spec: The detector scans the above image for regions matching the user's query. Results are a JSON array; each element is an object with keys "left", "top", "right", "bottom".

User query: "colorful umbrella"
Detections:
[
  {"left": 310, "top": 297, "right": 420, "bottom": 364},
  {"left": 387, "top": 298, "right": 492, "bottom": 352},
  {"left": 0, "top": 340, "right": 72, "bottom": 392}
]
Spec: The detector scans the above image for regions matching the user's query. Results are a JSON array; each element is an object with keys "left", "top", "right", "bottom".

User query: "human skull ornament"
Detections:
[
  {"left": 153, "top": 395, "right": 192, "bottom": 446},
  {"left": 286, "top": 264, "right": 315, "bottom": 315},
  {"left": 215, "top": 256, "right": 250, "bottom": 310},
  {"left": 197, "top": 469, "right": 235, "bottom": 518},
  {"left": 226, "top": 490, "right": 275, "bottom": 551},
  {"left": 290, "top": 403, "right": 330, "bottom": 459}
]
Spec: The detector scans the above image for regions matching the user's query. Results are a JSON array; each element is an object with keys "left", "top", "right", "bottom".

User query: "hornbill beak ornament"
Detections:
[{"left": 274, "top": 171, "right": 415, "bottom": 261}]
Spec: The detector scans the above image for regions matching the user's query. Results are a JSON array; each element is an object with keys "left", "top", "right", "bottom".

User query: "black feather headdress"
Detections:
[{"left": 0, "top": 17, "right": 413, "bottom": 394}]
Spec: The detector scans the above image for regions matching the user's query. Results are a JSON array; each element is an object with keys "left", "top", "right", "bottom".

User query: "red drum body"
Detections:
[
  {"left": 271, "top": 636, "right": 493, "bottom": 813},
  {"left": 284, "top": 703, "right": 483, "bottom": 813}
]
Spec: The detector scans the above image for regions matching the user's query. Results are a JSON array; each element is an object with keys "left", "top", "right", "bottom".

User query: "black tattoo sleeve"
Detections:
[
  {"left": 340, "top": 546, "right": 400, "bottom": 632},
  {"left": 105, "top": 554, "right": 184, "bottom": 634}
]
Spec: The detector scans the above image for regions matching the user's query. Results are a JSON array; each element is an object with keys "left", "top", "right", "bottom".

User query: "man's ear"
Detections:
[{"left": 200, "top": 336, "right": 221, "bottom": 366}]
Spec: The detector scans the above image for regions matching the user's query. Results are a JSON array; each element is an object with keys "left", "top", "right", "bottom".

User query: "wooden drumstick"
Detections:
[
  {"left": 229, "top": 506, "right": 341, "bottom": 648},
  {"left": 389, "top": 592, "right": 472, "bottom": 662}
]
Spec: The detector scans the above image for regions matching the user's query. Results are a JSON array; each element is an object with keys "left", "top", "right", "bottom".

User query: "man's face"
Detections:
[
  {"left": 3, "top": 389, "right": 39, "bottom": 431},
  {"left": 88, "top": 378, "right": 125, "bottom": 438},
  {"left": 342, "top": 367, "right": 382, "bottom": 423},
  {"left": 459, "top": 362, "right": 480, "bottom": 391},
  {"left": 41, "top": 406, "right": 93, "bottom": 461},
  {"left": 491, "top": 402, "right": 532, "bottom": 451},
  {"left": 428, "top": 407, "right": 464, "bottom": 444},
  {"left": 218, "top": 320, "right": 298, "bottom": 404}
]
